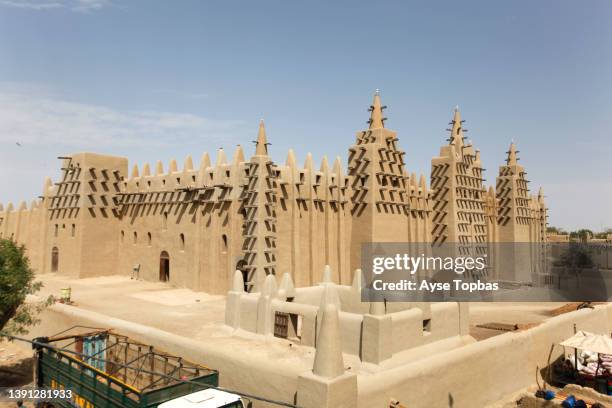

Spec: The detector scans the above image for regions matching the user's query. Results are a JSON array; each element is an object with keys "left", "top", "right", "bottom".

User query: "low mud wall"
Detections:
[
  {"left": 14, "top": 302, "right": 612, "bottom": 408},
  {"left": 357, "top": 303, "right": 612, "bottom": 408}
]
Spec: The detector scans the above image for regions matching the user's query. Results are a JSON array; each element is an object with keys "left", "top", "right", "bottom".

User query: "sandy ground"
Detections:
[
  {"left": 20, "top": 274, "right": 318, "bottom": 375},
  {"left": 0, "top": 340, "right": 35, "bottom": 408},
  {"left": 27, "top": 274, "right": 575, "bottom": 345},
  {"left": 32, "top": 274, "right": 227, "bottom": 341},
  {"left": 31, "top": 274, "right": 567, "bottom": 338}
]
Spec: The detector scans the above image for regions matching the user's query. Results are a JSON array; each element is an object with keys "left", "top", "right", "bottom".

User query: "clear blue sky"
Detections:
[{"left": 0, "top": 0, "right": 610, "bottom": 231}]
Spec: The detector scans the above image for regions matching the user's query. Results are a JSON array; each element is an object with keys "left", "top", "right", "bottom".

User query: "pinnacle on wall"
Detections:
[
  {"left": 232, "top": 145, "right": 245, "bottom": 164},
  {"left": 313, "top": 303, "right": 345, "bottom": 379},
  {"left": 131, "top": 164, "right": 140, "bottom": 178},
  {"left": 285, "top": 149, "right": 297, "bottom": 167},
  {"left": 169, "top": 158, "right": 178, "bottom": 173},
  {"left": 155, "top": 160, "right": 164, "bottom": 175},
  {"left": 232, "top": 270, "right": 245, "bottom": 293},
  {"left": 215, "top": 148, "right": 227, "bottom": 167},
  {"left": 183, "top": 155, "right": 194, "bottom": 171},
  {"left": 142, "top": 163, "right": 151, "bottom": 177}
]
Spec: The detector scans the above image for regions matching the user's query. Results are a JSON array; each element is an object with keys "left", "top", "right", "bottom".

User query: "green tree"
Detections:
[
  {"left": 0, "top": 239, "right": 51, "bottom": 336},
  {"left": 569, "top": 229, "right": 593, "bottom": 242},
  {"left": 594, "top": 228, "right": 612, "bottom": 239},
  {"left": 547, "top": 226, "right": 567, "bottom": 235}
]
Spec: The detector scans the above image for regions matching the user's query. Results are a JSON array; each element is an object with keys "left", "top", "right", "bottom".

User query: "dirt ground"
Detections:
[
  {"left": 30, "top": 274, "right": 573, "bottom": 343},
  {"left": 0, "top": 340, "right": 35, "bottom": 408}
]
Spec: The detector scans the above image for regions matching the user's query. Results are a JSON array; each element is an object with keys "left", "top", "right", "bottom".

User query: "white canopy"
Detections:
[{"left": 559, "top": 331, "right": 612, "bottom": 355}]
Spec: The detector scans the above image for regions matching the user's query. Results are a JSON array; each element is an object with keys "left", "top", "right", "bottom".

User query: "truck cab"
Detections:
[{"left": 158, "top": 389, "right": 251, "bottom": 408}]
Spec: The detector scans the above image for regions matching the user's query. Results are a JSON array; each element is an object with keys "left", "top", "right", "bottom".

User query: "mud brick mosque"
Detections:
[{"left": 0, "top": 92, "right": 547, "bottom": 293}]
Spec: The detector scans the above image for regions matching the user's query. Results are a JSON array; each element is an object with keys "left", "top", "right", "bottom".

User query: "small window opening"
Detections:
[
  {"left": 423, "top": 319, "right": 431, "bottom": 332},
  {"left": 221, "top": 234, "right": 228, "bottom": 254}
]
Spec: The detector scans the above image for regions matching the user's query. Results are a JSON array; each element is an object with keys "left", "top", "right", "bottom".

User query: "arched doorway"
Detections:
[
  {"left": 159, "top": 251, "right": 170, "bottom": 282},
  {"left": 51, "top": 247, "right": 59, "bottom": 272}
]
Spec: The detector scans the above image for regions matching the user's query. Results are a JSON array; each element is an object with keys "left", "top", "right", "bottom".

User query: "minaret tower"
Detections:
[
  {"left": 241, "top": 120, "right": 278, "bottom": 291},
  {"left": 348, "top": 90, "right": 411, "bottom": 271},
  {"left": 430, "top": 107, "right": 487, "bottom": 247},
  {"left": 496, "top": 141, "right": 531, "bottom": 242},
  {"left": 495, "top": 141, "right": 547, "bottom": 282}
]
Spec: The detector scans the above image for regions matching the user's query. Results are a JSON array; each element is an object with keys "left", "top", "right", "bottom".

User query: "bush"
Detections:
[{"left": 0, "top": 239, "right": 52, "bottom": 337}]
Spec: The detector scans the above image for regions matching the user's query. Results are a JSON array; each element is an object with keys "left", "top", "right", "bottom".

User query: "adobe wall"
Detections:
[
  {"left": 18, "top": 301, "right": 612, "bottom": 408},
  {"left": 357, "top": 303, "right": 612, "bottom": 408},
  {"left": 23, "top": 304, "right": 303, "bottom": 408}
]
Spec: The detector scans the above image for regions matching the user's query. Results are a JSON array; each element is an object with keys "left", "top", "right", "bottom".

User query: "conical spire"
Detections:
[
  {"left": 320, "top": 155, "right": 329, "bottom": 172},
  {"left": 183, "top": 155, "right": 194, "bottom": 171},
  {"left": 142, "top": 163, "right": 151, "bottom": 177},
  {"left": 155, "top": 160, "right": 164, "bottom": 175},
  {"left": 215, "top": 148, "right": 227, "bottom": 166},
  {"left": 488, "top": 185, "right": 495, "bottom": 198},
  {"left": 199, "top": 152, "right": 211, "bottom": 170},
  {"left": 304, "top": 152, "right": 313, "bottom": 171},
  {"left": 232, "top": 145, "right": 245, "bottom": 164},
  {"left": 255, "top": 120, "right": 268, "bottom": 156},
  {"left": 263, "top": 274, "right": 278, "bottom": 298},
  {"left": 313, "top": 304, "right": 345, "bottom": 378},
  {"left": 168, "top": 159, "right": 178, "bottom": 173},
  {"left": 197, "top": 152, "right": 211, "bottom": 183},
  {"left": 279, "top": 272, "right": 296, "bottom": 298},
  {"left": 131, "top": 164, "right": 139, "bottom": 178},
  {"left": 286, "top": 149, "right": 297, "bottom": 167},
  {"left": 332, "top": 156, "right": 343, "bottom": 176},
  {"left": 506, "top": 141, "right": 518, "bottom": 165},
  {"left": 419, "top": 174, "right": 427, "bottom": 193},
  {"left": 232, "top": 270, "right": 245, "bottom": 293},
  {"left": 450, "top": 106, "right": 464, "bottom": 147},
  {"left": 368, "top": 89, "right": 386, "bottom": 129},
  {"left": 42, "top": 177, "right": 52, "bottom": 196}
]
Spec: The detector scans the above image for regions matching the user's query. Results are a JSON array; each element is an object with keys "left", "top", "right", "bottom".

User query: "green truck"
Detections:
[{"left": 33, "top": 328, "right": 247, "bottom": 408}]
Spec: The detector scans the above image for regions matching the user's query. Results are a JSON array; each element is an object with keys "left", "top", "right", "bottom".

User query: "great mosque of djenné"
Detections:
[{"left": 0, "top": 91, "right": 547, "bottom": 293}]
